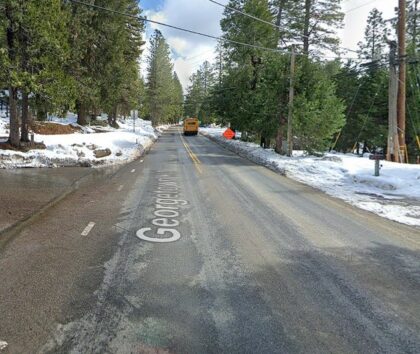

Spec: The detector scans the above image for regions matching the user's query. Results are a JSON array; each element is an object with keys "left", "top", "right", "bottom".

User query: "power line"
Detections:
[
  {"left": 344, "top": 0, "right": 378, "bottom": 14},
  {"left": 208, "top": 0, "right": 361, "bottom": 56},
  {"left": 67, "top": 0, "right": 378, "bottom": 64},
  {"left": 208, "top": 0, "right": 280, "bottom": 30},
  {"left": 67, "top": 0, "right": 287, "bottom": 54}
]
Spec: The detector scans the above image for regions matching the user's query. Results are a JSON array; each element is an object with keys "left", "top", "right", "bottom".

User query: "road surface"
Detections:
[{"left": 0, "top": 127, "right": 419, "bottom": 353}]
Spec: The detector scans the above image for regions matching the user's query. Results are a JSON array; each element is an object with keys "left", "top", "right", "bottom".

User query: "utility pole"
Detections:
[
  {"left": 287, "top": 45, "right": 296, "bottom": 157},
  {"left": 387, "top": 41, "right": 400, "bottom": 162},
  {"left": 397, "top": 0, "right": 407, "bottom": 162}
]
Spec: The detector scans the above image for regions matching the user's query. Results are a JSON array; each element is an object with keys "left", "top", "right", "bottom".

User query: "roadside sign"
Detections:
[{"left": 223, "top": 128, "right": 235, "bottom": 140}]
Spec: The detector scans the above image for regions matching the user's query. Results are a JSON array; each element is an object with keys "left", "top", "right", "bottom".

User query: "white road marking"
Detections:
[
  {"left": 131, "top": 169, "right": 136, "bottom": 173},
  {"left": 0, "top": 340, "right": 8, "bottom": 351},
  {"left": 135, "top": 173, "right": 186, "bottom": 243},
  {"left": 81, "top": 222, "right": 96, "bottom": 236},
  {"left": 117, "top": 184, "right": 124, "bottom": 191},
  {"left": 136, "top": 227, "right": 181, "bottom": 243},
  {"left": 140, "top": 159, "right": 144, "bottom": 163}
]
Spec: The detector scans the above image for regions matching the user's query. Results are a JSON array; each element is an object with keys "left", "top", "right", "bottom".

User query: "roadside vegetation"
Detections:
[
  {"left": 184, "top": 0, "right": 419, "bottom": 160},
  {"left": 0, "top": 0, "right": 183, "bottom": 150},
  {"left": 0, "top": 0, "right": 419, "bottom": 161}
]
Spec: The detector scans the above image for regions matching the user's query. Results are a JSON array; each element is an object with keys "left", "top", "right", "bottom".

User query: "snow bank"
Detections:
[
  {"left": 0, "top": 116, "right": 169, "bottom": 168},
  {"left": 201, "top": 128, "right": 420, "bottom": 227}
]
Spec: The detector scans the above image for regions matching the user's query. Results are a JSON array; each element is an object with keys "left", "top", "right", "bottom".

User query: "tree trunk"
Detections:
[
  {"left": 241, "top": 131, "right": 248, "bottom": 142},
  {"left": 303, "top": 0, "right": 311, "bottom": 55},
  {"left": 21, "top": 91, "right": 30, "bottom": 142},
  {"left": 6, "top": 4, "right": 19, "bottom": 147},
  {"left": 276, "top": 0, "right": 286, "bottom": 45},
  {"left": 108, "top": 107, "right": 118, "bottom": 128},
  {"left": 77, "top": 100, "right": 88, "bottom": 125},
  {"left": 275, "top": 116, "right": 286, "bottom": 154},
  {"left": 8, "top": 86, "right": 20, "bottom": 147},
  {"left": 275, "top": 128, "right": 283, "bottom": 153},
  {"left": 363, "top": 140, "right": 368, "bottom": 154}
]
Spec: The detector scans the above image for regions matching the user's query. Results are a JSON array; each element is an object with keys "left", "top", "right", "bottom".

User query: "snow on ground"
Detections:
[
  {"left": 201, "top": 128, "right": 420, "bottom": 227},
  {"left": 0, "top": 113, "right": 168, "bottom": 168},
  {"left": 0, "top": 340, "right": 7, "bottom": 351}
]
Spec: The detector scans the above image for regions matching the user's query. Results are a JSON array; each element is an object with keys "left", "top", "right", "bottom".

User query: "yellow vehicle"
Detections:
[{"left": 183, "top": 118, "right": 199, "bottom": 136}]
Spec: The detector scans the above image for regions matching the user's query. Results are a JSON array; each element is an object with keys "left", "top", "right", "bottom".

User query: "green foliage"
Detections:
[
  {"left": 407, "top": 0, "right": 419, "bottom": 52},
  {"left": 333, "top": 63, "right": 389, "bottom": 152},
  {"left": 185, "top": 61, "right": 216, "bottom": 123},
  {"left": 293, "top": 60, "right": 345, "bottom": 152},
  {"left": 0, "top": 0, "right": 72, "bottom": 99},
  {"left": 145, "top": 30, "right": 183, "bottom": 125},
  {"left": 272, "top": 0, "right": 344, "bottom": 55},
  {"left": 212, "top": 0, "right": 345, "bottom": 152},
  {"left": 357, "top": 8, "right": 389, "bottom": 61},
  {"left": 169, "top": 72, "right": 184, "bottom": 123},
  {"left": 65, "top": 0, "right": 145, "bottom": 125}
]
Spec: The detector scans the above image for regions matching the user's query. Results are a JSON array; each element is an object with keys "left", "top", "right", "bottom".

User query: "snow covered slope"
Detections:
[{"left": 0, "top": 115, "right": 166, "bottom": 168}]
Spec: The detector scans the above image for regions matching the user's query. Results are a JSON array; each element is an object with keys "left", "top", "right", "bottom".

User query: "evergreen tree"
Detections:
[
  {"left": 357, "top": 8, "right": 390, "bottom": 61},
  {"left": 169, "top": 72, "right": 184, "bottom": 124},
  {"left": 407, "top": 0, "right": 419, "bottom": 54},
  {"left": 65, "top": 0, "right": 100, "bottom": 125},
  {"left": 293, "top": 59, "right": 345, "bottom": 152},
  {"left": 333, "top": 63, "right": 388, "bottom": 153},
  {"left": 97, "top": 0, "right": 144, "bottom": 127},
  {"left": 185, "top": 61, "right": 215, "bottom": 123},
  {"left": 0, "top": 0, "right": 71, "bottom": 146},
  {"left": 66, "top": 0, "right": 145, "bottom": 126},
  {"left": 219, "top": 0, "right": 278, "bottom": 140},
  {"left": 272, "top": 0, "right": 344, "bottom": 55},
  {"left": 146, "top": 30, "right": 175, "bottom": 125},
  {"left": 214, "top": 0, "right": 346, "bottom": 153}
]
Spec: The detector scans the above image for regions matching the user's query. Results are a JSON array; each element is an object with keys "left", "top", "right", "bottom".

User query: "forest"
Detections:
[
  {"left": 185, "top": 0, "right": 419, "bottom": 160},
  {"left": 0, "top": 0, "right": 419, "bottom": 161}
]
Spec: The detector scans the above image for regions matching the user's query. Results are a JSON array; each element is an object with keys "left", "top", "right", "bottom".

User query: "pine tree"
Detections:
[
  {"left": 215, "top": 0, "right": 346, "bottom": 153},
  {"left": 146, "top": 30, "right": 175, "bottom": 126},
  {"left": 185, "top": 61, "right": 215, "bottom": 123},
  {"left": 333, "top": 63, "right": 388, "bottom": 153},
  {"left": 293, "top": 59, "right": 345, "bottom": 152},
  {"left": 407, "top": 0, "right": 419, "bottom": 53},
  {"left": 96, "top": 0, "right": 145, "bottom": 127},
  {"left": 0, "top": 0, "right": 71, "bottom": 146},
  {"left": 66, "top": 0, "right": 100, "bottom": 125},
  {"left": 357, "top": 8, "right": 390, "bottom": 61},
  {"left": 304, "top": 0, "right": 344, "bottom": 55},
  {"left": 271, "top": 0, "right": 344, "bottom": 55},
  {"left": 219, "top": 0, "right": 278, "bottom": 135},
  {"left": 169, "top": 72, "right": 184, "bottom": 124}
]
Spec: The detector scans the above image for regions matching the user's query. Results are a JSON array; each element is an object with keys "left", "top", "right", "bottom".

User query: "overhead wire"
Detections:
[
  {"left": 344, "top": 0, "right": 378, "bottom": 14},
  {"left": 208, "top": 0, "right": 281, "bottom": 30},
  {"left": 208, "top": 0, "right": 362, "bottom": 56},
  {"left": 68, "top": 0, "right": 372, "bottom": 63},
  {"left": 68, "top": 0, "right": 409, "bottom": 149},
  {"left": 67, "top": 0, "right": 288, "bottom": 54}
]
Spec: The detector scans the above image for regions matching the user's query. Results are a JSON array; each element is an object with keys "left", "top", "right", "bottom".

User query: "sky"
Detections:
[{"left": 140, "top": 0, "right": 397, "bottom": 90}]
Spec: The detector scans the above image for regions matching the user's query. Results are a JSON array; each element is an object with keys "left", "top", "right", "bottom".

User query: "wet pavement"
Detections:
[{"left": 0, "top": 167, "right": 109, "bottom": 234}]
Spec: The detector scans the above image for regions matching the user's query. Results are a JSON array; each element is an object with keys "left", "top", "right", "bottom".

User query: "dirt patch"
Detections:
[
  {"left": 0, "top": 141, "right": 46, "bottom": 152},
  {"left": 31, "top": 122, "right": 80, "bottom": 135}
]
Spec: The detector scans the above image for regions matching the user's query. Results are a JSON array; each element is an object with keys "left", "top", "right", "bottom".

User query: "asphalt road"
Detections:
[{"left": 0, "top": 127, "right": 419, "bottom": 354}]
